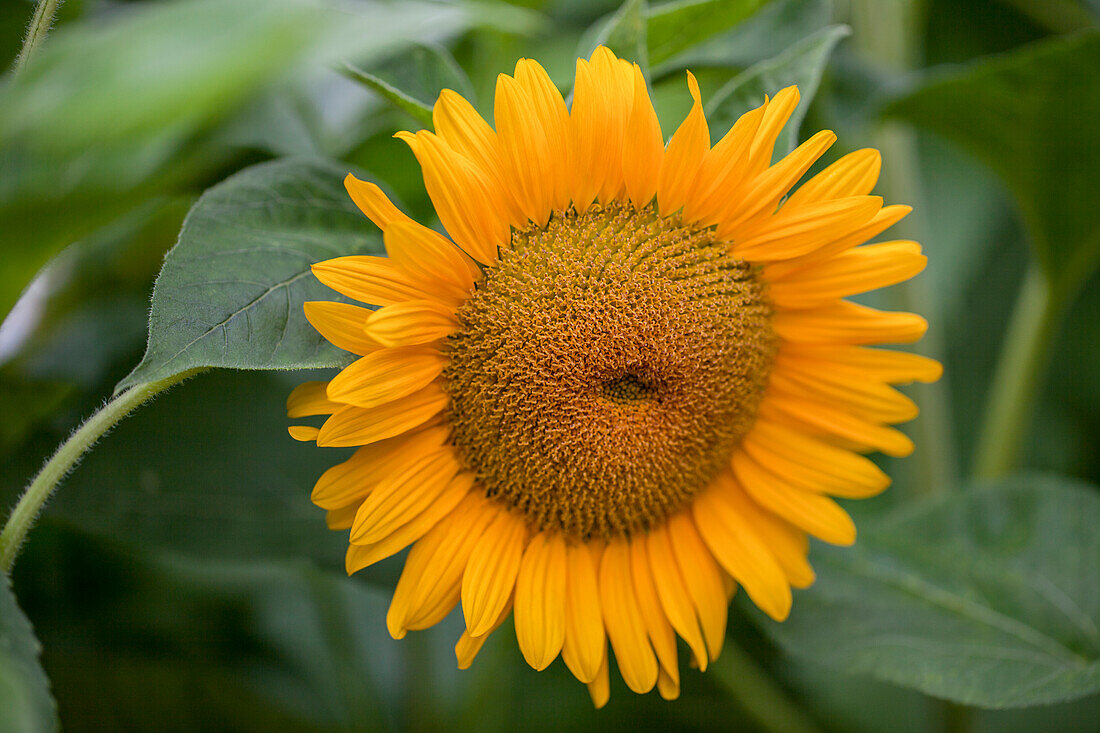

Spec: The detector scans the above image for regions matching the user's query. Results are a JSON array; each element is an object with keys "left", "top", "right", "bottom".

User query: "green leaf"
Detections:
[
  {"left": 653, "top": 0, "right": 832, "bottom": 75},
  {"left": 580, "top": 0, "right": 649, "bottom": 70},
  {"left": 884, "top": 31, "right": 1100, "bottom": 295},
  {"left": 754, "top": 475, "right": 1100, "bottom": 708},
  {"left": 0, "top": 0, "right": 477, "bottom": 321},
  {"left": 646, "top": 0, "right": 766, "bottom": 66},
  {"left": 343, "top": 44, "right": 474, "bottom": 128},
  {"left": 116, "top": 158, "right": 382, "bottom": 393},
  {"left": 343, "top": 64, "right": 435, "bottom": 127},
  {"left": 0, "top": 575, "right": 57, "bottom": 733},
  {"left": 705, "top": 24, "right": 850, "bottom": 153}
]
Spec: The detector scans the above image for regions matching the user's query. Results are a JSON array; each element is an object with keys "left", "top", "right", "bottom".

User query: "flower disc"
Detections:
[{"left": 444, "top": 202, "right": 775, "bottom": 539}]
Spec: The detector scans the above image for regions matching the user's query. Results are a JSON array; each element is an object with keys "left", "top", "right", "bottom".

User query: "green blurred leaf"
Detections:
[
  {"left": 26, "top": 369, "right": 370, "bottom": 575},
  {"left": 14, "top": 525, "right": 401, "bottom": 731},
  {"left": 755, "top": 474, "right": 1100, "bottom": 708},
  {"left": 343, "top": 64, "right": 435, "bottom": 127},
  {"left": 646, "top": 0, "right": 766, "bottom": 66},
  {"left": 705, "top": 24, "right": 850, "bottom": 153},
  {"left": 117, "top": 158, "right": 381, "bottom": 393},
  {"left": 884, "top": 31, "right": 1100, "bottom": 295},
  {"left": 0, "top": 574, "right": 57, "bottom": 733},
  {"left": 0, "top": 0, "right": 478, "bottom": 321},
  {"left": 653, "top": 0, "right": 832, "bottom": 75},
  {"left": 579, "top": 0, "right": 648, "bottom": 69}
]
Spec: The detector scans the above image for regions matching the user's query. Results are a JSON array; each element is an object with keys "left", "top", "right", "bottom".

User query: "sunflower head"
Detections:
[{"left": 289, "top": 47, "right": 941, "bottom": 706}]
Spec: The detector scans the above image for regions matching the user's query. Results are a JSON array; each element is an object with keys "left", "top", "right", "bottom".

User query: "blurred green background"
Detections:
[{"left": 1, "top": 0, "right": 1098, "bottom": 730}]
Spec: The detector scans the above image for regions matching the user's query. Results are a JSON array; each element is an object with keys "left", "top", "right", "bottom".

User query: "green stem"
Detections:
[
  {"left": 711, "top": 641, "right": 822, "bottom": 733},
  {"left": 0, "top": 370, "right": 194, "bottom": 574},
  {"left": 972, "top": 267, "right": 1063, "bottom": 480},
  {"left": 13, "top": 0, "right": 64, "bottom": 75}
]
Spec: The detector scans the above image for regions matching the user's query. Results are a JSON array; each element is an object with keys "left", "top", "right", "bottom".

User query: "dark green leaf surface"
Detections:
[
  {"left": 885, "top": 31, "right": 1100, "bottom": 294},
  {"left": 705, "top": 25, "right": 851, "bottom": 153},
  {"left": 756, "top": 475, "right": 1100, "bottom": 708},
  {"left": 117, "top": 158, "right": 381, "bottom": 392},
  {"left": 343, "top": 64, "right": 435, "bottom": 127},
  {"left": 0, "top": 575, "right": 57, "bottom": 733},
  {"left": 646, "top": 0, "right": 765, "bottom": 66}
]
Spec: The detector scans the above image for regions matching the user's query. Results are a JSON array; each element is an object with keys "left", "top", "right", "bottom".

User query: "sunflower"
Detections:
[{"left": 288, "top": 47, "right": 940, "bottom": 705}]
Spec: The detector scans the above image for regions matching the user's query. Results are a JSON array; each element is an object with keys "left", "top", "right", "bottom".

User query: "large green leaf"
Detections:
[
  {"left": 116, "top": 158, "right": 382, "bottom": 392},
  {"left": 0, "top": 575, "right": 57, "bottom": 733},
  {"left": 884, "top": 31, "right": 1100, "bottom": 295},
  {"left": 705, "top": 25, "right": 850, "bottom": 153},
  {"left": 754, "top": 475, "right": 1100, "bottom": 708}
]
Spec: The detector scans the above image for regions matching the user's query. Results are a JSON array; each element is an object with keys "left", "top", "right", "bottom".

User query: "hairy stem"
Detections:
[
  {"left": 13, "top": 0, "right": 64, "bottom": 75},
  {"left": 0, "top": 370, "right": 196, "bottom": 574}
]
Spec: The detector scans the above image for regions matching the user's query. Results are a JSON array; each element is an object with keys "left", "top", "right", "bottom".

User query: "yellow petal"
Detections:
[
  {"left": 692, "top": 476, "right": 793, "bottom": 621},
  {"left": 716, "top": 129, "right": 837, "bottom": 238},
  {"left": 496, "top": 72, "right": 554, "bottom": 226},
  {"left": 709, "top": 473, "right": 816, "bottom": 589},
  {"left": 586, "top": 648, "right": 611, "bottom": 709},
  {"left": 666, "top": 512, "right": 728, "bottom": 663},
  {"left": 514, "top": 532, "right": 567, "bottom": 670},
  {"left": 730, "top": 450, "right": 857, "bottom": 545},
  {"left": 316, "top": 385, "right": 447, "bottom": 447},
  {"left": 646, "top": 523, "right": 709, "bottom": 670},
  {"left": 311, "top": 425, "right": 448, "bottom": 509},
  {"left": 733, "top": 196, "right": 883, "bottom": 261},
  {"left": 287, "top": 425, "right": 319, "bottom": 442},
  {"left": 785, "top": 148, "right": 882, "bottom": 207},
  {"left": 303, "top": 301, "right": 381, "bottom": 355},
  {"left": 569, "top": 47, "right": 635, "bottom": 210},
  {"left": 384, "top": 220, "right": 479, "bottom": 300},
  {"left": 346, "top": 472, "right": 473, "bottom": 573},
  {"left": 364, "top": 300, "right": 458, "bottom": 348},
  {"left": 287, "top": 380, "right": 339, "bottom": 418},
  {"left": 599, "top": 539, "right": 658, "bottom": 694},
  {"left": 760, "top": 393, "right": 915, "bottom": 457},
  {"left": 350, "top": 449, "right": 460, "bottom": 545},
  {"left": 432, "top": 89, "right": 526, "bottom": 229},
  {"left": 745, "top": 85, "right": 800, "bottom": 175},
  {"left": 740, "top": 418, "right": 890, "bottom": 498},
  {"left": 778, "top": 343, "right": 942, "bottom": 384},
  {"left": 325, "top": 502, "right": 358, "bottom": 530},
  {"left": 629, "top": 539, "right": 679, "bottom": 691},
  {"left": 561, "top": 543, "right": 606, "bottom": 684},
  {"left": 765, "top": 204, "right": 913, "bottom": 272},
  {"left": 766, "top": 240, "right": 926, "bottom": 307},
  {"left": 514, "top": 58, "right": 571, "bottom": 210},
  {"left": 621, "top": 63, "right": 664, "bottom": 209},
  {"left": 657, "top": 71, "right": 709, "bottom": 216},
  {"left": 455, "top": 595, "right": 514, "bottom": 670},
  {"left": 461, "top": 511, "right": 529, "bottom": 636},
  {"left": 311, "top": 257, "right": 437, "bottom": 307},
  {"left": 773, "top": 301, "right": 928, "bottom": 345},
  {"left": 344, "top": 174, "right": 412, "bottom": 230},
  {"left": 396, "top": 130, "right": 508, "bottom": 265},
  {"left": 326, "top": 347, "right": 446, "bottom": 409},
  {"left": 682, "top": 100, "right": 766, "bottom": 226},
  {"left": 769, "top": 357, "right": 920, "bottom": 422},
  {"left": 386, "top": 493, "right": 495, "bottom": 639}
]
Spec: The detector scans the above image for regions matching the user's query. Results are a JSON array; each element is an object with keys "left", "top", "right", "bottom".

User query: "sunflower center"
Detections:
[{"left": 442, "top": 202, "right": 776, "bottom": 540}]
